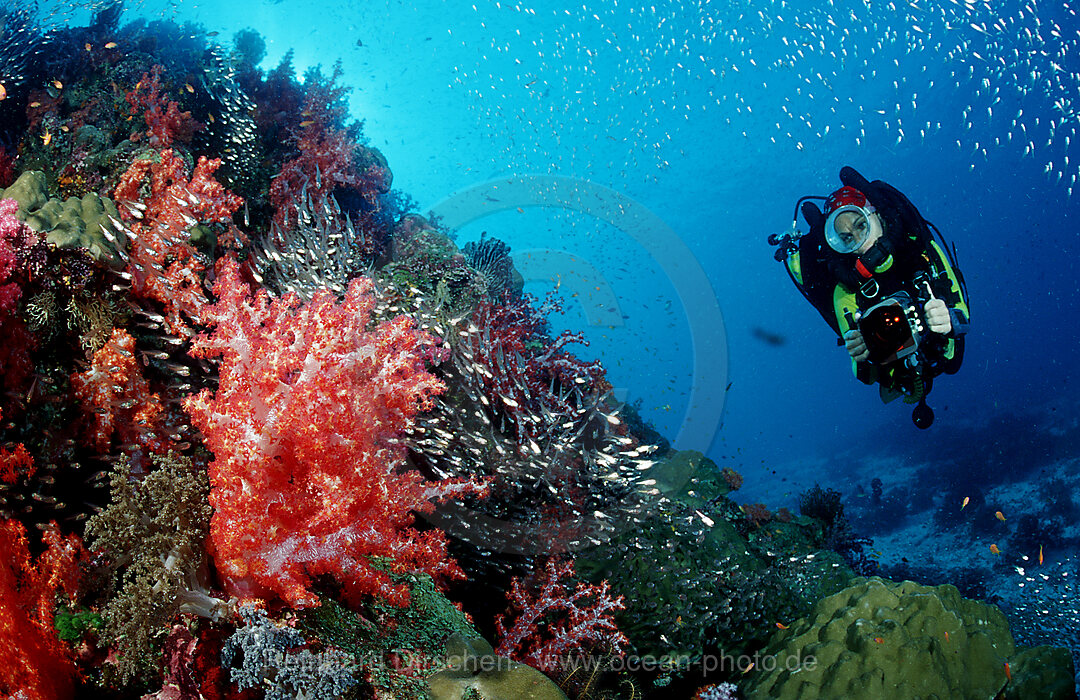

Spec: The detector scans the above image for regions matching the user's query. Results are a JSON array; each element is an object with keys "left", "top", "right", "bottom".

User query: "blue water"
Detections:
[{"left": 140, "top": 0, "right": 1080, "bottom": 501}]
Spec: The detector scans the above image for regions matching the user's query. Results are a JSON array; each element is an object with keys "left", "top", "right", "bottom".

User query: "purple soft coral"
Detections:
[{"left": 0, "top": 198, "right": 34, "bottom": 314}]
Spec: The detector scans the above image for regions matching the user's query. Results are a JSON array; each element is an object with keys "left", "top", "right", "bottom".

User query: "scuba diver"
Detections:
[{"left": 769, "top": 166, "right": 970, "bottom": 428}]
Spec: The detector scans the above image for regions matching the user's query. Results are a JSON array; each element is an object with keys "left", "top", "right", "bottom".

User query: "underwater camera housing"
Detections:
[
  {"left": 855, "top": 292, "right": 924, "bottom": 367},
  {"left": 856, "top": 291, "right": 936, "bottom": 428}
]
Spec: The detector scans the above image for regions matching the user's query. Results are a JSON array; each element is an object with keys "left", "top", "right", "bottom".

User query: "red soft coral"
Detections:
[
  {"left": 0, "top": 427, "right": 34, "bottom": 485},
  {"left": 0, "top": 407, "right": 35, "bottom": 485},
  {"left": 0, "top": 520, "right": 85, "bottom": 699},
  {"left": 184, "top": 257, "right": 487, "bottom": 609},
  {"left": 125, "top": 65, "right": 202, "bottom": 148},
  {"left": 495, "top": 557, "right": 628, "bottom": 674},
  {"left": 70, "top": 329, "right": 169, "bottom": 464},
  {"left": 267, "top": 62, "right": 387, "bottom": 238},
  {"left": 113, "top": 150, "right": 244, "bottom": 334}
]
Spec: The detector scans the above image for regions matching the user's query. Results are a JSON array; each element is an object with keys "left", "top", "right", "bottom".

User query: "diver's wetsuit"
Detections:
[{"left": 787, "top": 167, "right": 970, "bottom": 401}]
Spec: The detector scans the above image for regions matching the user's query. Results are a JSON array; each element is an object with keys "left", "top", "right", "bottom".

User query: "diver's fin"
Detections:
[{"left": 839, "top": 166, "right": 872, "bottom": 192}]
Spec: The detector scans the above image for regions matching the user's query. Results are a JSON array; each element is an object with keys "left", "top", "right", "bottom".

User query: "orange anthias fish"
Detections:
[
  {"left": 41, "top": 130, "right": 52, "bottom": 146},
  {"left": 989, "top": 543, "right": 1001, "bottom": 555},
  {"left": 775, "top": 622, "right": 789, "bottom": 630},
  {"left": 105, "top": 41, "right": 118, "bottom": 49},
  {"left": 1039, "top": 544, "right": 1044, "bottom": 565},
  {"left": 995, "top": 511, "right": 1006, "bottom": 522},
  {"left": 1005, "top": 661, "right": 1012, "bottom": 681},
  {"left": 961, "top": 496, "right": 970, "bottom": 510},
  {"left": 0, "top": 83, "right": 6, "bottom": 101}
]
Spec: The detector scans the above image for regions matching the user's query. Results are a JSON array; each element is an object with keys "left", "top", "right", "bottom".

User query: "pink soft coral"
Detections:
[
  {"left": 0, "top": 197, "right": 38, "bottom": 314},
  {"left": 495, "top": 557, "right": 628, "bottom": 673},
  {"left": 0, "top": 202, "right": 40, "bottom": 415},
  {"left": 184, "top": 257, "right": 486, "bottom": 608}
]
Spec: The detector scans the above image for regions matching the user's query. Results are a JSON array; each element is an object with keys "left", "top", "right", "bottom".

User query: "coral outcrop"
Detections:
[{"left": 742, "top": 576, "right": 1075, "bottom": 700}]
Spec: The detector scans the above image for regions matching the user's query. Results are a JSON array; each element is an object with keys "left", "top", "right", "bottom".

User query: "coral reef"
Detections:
[
  {"left": 0, "top": 8, "right": 1070, "bottom": 700},
  {"left": 798, "top": 483, "right": 877, "bottom": 576},
  {"left": 742, "top": 577, "right": 1075, "bottom": 700},
  {"left": 576, "top": 450, "right": 855, "bottom": 689}
]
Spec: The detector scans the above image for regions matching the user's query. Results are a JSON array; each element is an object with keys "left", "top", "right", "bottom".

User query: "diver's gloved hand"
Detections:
[
  {"left": 924, "top": 297, "right": 953, "bottom": 334},
  {"left": 844, "top": 329, "right": 870, "bottom": 362}
]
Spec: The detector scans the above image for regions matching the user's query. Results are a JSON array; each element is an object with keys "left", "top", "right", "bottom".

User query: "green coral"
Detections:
[
  {"left": 84, "top": 452, "right": 221, "bottom": 685},
  {"left": 2, "top": 170, "right": 128, "bottom": 268},
  {"left": 387, "top": 215, "right": 487, "bottom": 313},
  {"left": 576, "top": 452, "right": 854, "bottom": 667},
  {"left": 55, "top": 607, "right": 104, "bottom": 642},
  {"left": 742, "top": 577, "right": 1075, "bottom": 700},
  {"left": 1002, "top": 645, "right": 1076, "bottom": 700},
  {"left": 427, "top": 633, "right": 570, "bottom": 700},
  {"left": 645, "top": 450, "right": 736, "bottom": 508},
  {"left": 299, "top": 561, "right": 481, "bottom": 700}
]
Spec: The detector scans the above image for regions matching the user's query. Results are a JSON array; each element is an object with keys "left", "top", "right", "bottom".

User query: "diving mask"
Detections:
[{"left": 824, "top": 203, "right": 877, "bottom": 254}]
